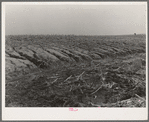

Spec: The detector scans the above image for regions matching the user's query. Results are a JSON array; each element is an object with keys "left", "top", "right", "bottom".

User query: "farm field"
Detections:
[{"left": 5, "top": 34, "right": 146, "bottom": 107}]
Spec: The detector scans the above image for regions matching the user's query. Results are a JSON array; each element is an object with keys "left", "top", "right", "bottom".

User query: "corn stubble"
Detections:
[{"left": 6, "top": 34, "right": 146, "bottom": 107}]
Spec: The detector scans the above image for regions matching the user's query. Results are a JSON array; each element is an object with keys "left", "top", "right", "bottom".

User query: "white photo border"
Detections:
[{"left": 2, "top": 2, "right": 148, "bottom": 120}]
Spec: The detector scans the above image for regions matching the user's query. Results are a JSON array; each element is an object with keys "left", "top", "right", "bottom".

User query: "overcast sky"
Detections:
[{"left": 5, "top": 3, "right": 146, "bottom": 35}]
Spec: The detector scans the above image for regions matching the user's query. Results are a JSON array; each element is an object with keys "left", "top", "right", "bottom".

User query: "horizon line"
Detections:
[{"left": 5, "top": 33, "right": 146, "bottom": 37}]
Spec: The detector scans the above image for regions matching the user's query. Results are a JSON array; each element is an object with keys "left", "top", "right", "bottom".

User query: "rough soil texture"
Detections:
[{"left": 5, "top": 34, "right": 146, "bottom": 107}]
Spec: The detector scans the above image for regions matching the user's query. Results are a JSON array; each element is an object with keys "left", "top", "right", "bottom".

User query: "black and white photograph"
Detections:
[{"left": 2, "top": 2, "right": 148, "bottom": 120}]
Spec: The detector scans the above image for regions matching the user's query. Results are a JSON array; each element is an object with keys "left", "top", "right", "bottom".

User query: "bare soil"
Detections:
[{"left": 5, "top": 34, "right": 146, "bottom": 107}]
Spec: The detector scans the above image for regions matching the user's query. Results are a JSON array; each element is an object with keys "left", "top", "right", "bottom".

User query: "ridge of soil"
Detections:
[{"left": 5, "top": 35, "right": 146, "bottom": 107}]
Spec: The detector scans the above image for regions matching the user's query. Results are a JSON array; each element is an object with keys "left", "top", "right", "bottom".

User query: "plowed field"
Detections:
[{"left": 5, "top": 34, "right": 146, "bottom": 107}]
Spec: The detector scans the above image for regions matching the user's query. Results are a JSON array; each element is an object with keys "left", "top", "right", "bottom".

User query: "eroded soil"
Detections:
[{"left": 5, "top": 34, "right": 146, "bottom": 107}]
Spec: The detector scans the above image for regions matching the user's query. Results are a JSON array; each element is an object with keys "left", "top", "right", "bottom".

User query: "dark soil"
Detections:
[
  {"left": 6, "top": 54, "right": 146, "bottom": 107},
  {"left": 5, "top": 34, "right": 146, "bottom": 107}
]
